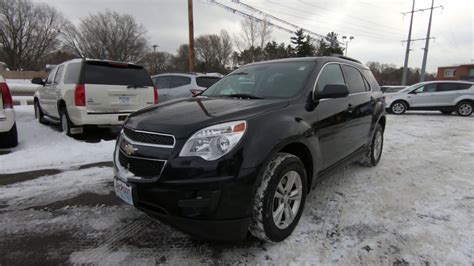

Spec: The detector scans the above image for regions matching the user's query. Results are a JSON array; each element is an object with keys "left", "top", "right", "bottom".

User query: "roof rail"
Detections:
[{"left": 330, "top": 54, "right": 362, "bottom": 64}]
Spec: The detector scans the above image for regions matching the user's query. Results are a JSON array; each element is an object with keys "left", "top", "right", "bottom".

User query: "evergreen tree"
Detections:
[
  {"left": 290, "top": 29, "right": 315, "bottom": 57},
  {"left": 316, "top": 32, "right": 344, "bottom": 56}
]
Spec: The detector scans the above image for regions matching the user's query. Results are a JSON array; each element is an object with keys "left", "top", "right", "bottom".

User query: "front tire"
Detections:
[
  {"left": 456, "top": 101, "right": 473, "bottom": 116},
  {"left": 249, "top": 153, "right": 307, "bottom": 242},
  {"left": 0, "top": 123, "right": 18, "bottom": 148},
  {"left": 360, "top": 123, "right": 384, "bottom": 167},
  {"left": 390, "top": 101, "right": 407, "bottom": 115},
  {"left": 34, "top": 100, "right": 46, "bottom": 124}
]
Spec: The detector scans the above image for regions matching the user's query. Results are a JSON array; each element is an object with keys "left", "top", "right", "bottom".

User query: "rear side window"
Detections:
[
  {"left": 457, "top": 83, "right": 473, "bottom": 90},
  {"left": 316, "top": 64, "right": 345, "bottom": 92},
  {"left": 84, "top": 62, "right": 153, "bottom": 86},
  {"left": 342, "top": 65, "right": 366, "bottom": 94},
  {"left": 437, "top": 83, "right": 458, "bottom": 92},
  {"left": 169, "top": 76, "right": 191, "bottom": 88},
  {"left": 64, "top": 63, "right": 82, "bottom": 84},
  {"left": 54, "top": 65, "right": 64, "bottom": 84},
  {"left": 196, "top": 76, "right": 221, "bottom": 88},
  {"left": 154, "top": 76, "right": 171, "bottom": 89}
]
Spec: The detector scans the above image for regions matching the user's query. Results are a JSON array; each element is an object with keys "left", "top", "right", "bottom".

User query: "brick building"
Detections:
[{"left": 437, "top": 64, "right": 474, "bottom": 81}]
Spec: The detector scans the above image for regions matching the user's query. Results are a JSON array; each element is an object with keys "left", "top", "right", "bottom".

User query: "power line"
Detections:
[
  {"left": 298, "top": 0, "right": 403, "bottom": 32},
  {"left": 266, "top": 0, "right": 404, "bottom": 37}
]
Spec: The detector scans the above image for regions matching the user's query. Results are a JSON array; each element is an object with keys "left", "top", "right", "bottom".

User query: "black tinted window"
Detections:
[
  {"left": 196, "top": 76, "right": 221, "bottom": 88},
  {"left": 64, "top": 63, "right": 82, "bottom": 84},
  {"left": 437, "top": 83, "right": 458, "bottom": 92},
  {"left": 84, "top": 62, "right": 153, "bottom": 86},
  {"left": 154, "top": 76, "right": 171, "bottom": 89},
  {"left": 54, "top": 65, "right": 64, "bottom": 84},
  {"left": 457, "top": 83, "right": 473, "bottom": 90},
  {"left": 316, "top": 64, "right": 345, "bottom": 92},
  {"left": 342, "top": 65, "right": 365, "bottom": 94},
  {"left": 169, "top": 76, "right": 191, "bottom": 88}
]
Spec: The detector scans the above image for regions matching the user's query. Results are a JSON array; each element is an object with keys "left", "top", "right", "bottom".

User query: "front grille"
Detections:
[
  {"left": 124, "top": 127, "right": 174, "bottom": 147},
  {"left": 119, "top": 150, "right": 165, "bottom": 179}
]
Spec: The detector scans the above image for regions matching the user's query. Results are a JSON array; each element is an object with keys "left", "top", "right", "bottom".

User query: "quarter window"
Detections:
[
  {"left": 316, "top": 64, "right": 345, "bottom": 92},
  {"left": 342, "top": 65, "right": 366, "bottom": 94},
  {"left": 64, "top": 63, "right": 82, "bottom": 84},
  {"left": 53, "top": 65, "right": 64, "bottom": 84}
]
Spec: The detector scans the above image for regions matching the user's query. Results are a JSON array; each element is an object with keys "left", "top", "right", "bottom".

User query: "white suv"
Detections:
[
  {"left": 33, "top": 59, "right": 157, "bottom": 135},
  {"left": 385, "top": 80, "right": 474, "bottom": 116},
  {"left": 0, "top": 75, "right": 17, "bottom": 148}
]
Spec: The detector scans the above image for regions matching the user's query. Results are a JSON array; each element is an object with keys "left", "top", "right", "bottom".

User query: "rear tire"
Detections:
[
  {"left": 455, "top": 101, "right": 473, "bottom": 116},
  {"left": 390, "top": 101, "right": 407, "bottom": 115},
  {"left": 360, "top": 123, "right": 384, "bottom": 167},
  {"left": 60, "top": 108, "right": 74, "bottom": 136},
  {"left": 249, "top": 153, "right": 307, "bottom": 242},
  {"left": 0, "top": 123, "right": 18, "bottom": 148},
  {"left": 34, "top": 100, "right": 46, "bottom": 124}
]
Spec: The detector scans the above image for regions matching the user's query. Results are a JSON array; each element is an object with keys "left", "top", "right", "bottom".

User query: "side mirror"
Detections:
[
  {"left": 409, "top": 90, "right": 417, "bottom": 95},
  {"left": 31, "top": 77, "right": 45, "bottom": 86},
  {"left": 315, "top": 84, "right": 349, "bottom": 100}
]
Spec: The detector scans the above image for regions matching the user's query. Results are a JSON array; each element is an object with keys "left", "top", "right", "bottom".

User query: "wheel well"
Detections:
[
  {"left": 57, "top": 100, "right": 66, "bottom": 112},
  {"left": 456, "top": 99, "right": 473, "bottom": 106},
  {"left": 378, "top": 116, "right": 386, "bottom": 131},
  {"left": 280, "top": 142, "right": 314, "bottom": 191}
]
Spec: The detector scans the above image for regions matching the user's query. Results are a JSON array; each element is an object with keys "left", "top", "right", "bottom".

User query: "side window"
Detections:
[
  {"left": 170, "top": 76, "right": 191, "bottom": 88},
  {"left": 64, "top": 63, "right": 82, "bottom": 84},
  {"left": 342, "top": 65, "right": 366, "bottom": 94},
  {"left": 316, "top": 64, "right": 345, "bottom": 92},
  {"left": 437, "top": 83, "right": 458, "bottom": 92},
  {"left": 457, "top": 83, "right": 473, "bottom": 90},
  {"left": 414, "top": 83, "right": 437, "bottom": 93},
  {"left": 155, "top": 76, "right": 171, "bottom": 89},
  {"left": 362, "top": 76, "right": 371, "bottom": 91},
  {"left": 53, "top": 65, "right": 65, "bottom": 84},
  {"left": 46, "top": 68, "right": 57, "bottom": 84}
]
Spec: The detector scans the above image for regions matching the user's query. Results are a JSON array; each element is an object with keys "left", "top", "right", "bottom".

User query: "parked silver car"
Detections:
[
  {"left": 385, "top": 80, "right": 474, "bottom": 116},
  {"left": 151, "top": 73, "right": 222, "bottom": 102}
]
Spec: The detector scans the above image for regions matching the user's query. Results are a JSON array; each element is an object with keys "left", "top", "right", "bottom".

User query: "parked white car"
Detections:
[
  {"left": 33, "top": 59, "right": 157, "bottom": 136},
  {"left": 0, "top": 75, "right": 18, "bottom": 148},
  {"left": 151, "top": 73, "right": 222, "bottom": 102},
  {"left": 385, "top": 80, "right": 474, "bottom": 116}
]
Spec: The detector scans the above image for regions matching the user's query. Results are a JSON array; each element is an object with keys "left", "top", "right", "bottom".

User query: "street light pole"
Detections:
[
  {"left": 187, "top": 0, "right": 195, "bottom": 72},
  {"left": 342, "top": 36, "right": 354, "bottom": 56}
]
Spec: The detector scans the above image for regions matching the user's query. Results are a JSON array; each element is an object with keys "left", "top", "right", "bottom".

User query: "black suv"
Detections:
[{"left": 113, "top": 56, "right": 386, "bottom": 242}]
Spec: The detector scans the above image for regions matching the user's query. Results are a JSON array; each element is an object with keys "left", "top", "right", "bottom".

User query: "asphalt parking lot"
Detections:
[{"left": 0, "top": 107, "right": 473, "bottom": 264}]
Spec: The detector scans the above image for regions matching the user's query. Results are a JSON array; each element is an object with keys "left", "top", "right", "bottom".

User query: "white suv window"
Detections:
[
  {"left": 46, "top": 68, "right": 56, "bottom": 85},
  {"left": 54, "top": 65, "right": 65, "bottom": 84}
]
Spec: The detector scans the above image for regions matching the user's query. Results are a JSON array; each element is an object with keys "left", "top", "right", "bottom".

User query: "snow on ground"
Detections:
[
  {"left": 0, "top": 105, "right": 116, "bottom": 174},
  {"left": 0, "top": 111, "right": 473, "bottom": 264}
]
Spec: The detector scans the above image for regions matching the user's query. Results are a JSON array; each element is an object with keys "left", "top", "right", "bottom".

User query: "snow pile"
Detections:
[{"left": 0, "top": 106, "right": 116, "bottom": 173}]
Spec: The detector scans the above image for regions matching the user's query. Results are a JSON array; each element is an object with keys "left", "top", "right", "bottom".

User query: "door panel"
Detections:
[{"left": 408, "top": 83, "right": 437, "bottom": 107}]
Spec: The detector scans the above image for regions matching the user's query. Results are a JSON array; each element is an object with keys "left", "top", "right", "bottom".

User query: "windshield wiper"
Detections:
[
  {"left": 222, "top": 93, "right": 264, "bottom": 99},
  {"left": 229, "top": 72, "right": 248, "bottom": 76}
]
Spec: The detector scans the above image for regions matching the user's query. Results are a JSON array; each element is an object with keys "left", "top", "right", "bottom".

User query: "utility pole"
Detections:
[
  {"left": 187, "top": 0, "right": 195, "bottom": 72},
  {"left": 342, "top": 36, "right": 354, "bottom": 56},
  {"left": 401, "top": 0, "right": 415, "bottom": 86},
  {"left": 420, "top": 0, "right": 435, "bottom": 82}
]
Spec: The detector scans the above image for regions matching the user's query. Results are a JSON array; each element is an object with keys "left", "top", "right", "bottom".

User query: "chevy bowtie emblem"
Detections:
[{"left": 123, "top": 143, "right": 138, "bottom": 156}]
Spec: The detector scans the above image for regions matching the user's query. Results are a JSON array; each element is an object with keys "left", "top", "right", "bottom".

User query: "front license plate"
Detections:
[
  {"left": 118, "top": 96, "right": 131, "bottom": 104},
  {"left": 114, "top": 178, "right": 134, "bottom": 205}
]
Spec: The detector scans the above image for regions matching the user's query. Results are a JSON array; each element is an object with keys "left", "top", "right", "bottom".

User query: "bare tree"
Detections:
[
  {"left": 63, "top": 10, "right": 148, "bottom": 62},
  {"left": 0, "top": 0, "right": 66, "bottom": 70},
  {"left": 235, "top": 17, "right": 273, "bottom": 50},
  {"left": 195, "top": 30, "right": 234, "bottom": 72},
  {"left": 140, "top": 51, "right": 175, "bottom": 75}
]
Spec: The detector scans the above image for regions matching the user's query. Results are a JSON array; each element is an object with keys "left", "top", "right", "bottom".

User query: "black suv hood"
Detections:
[{"left": 126, "top": 97, "right": 288, "bottom": 139}]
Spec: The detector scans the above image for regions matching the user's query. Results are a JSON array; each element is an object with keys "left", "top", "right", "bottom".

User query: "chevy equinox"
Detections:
[{"left": 113, "top": 56, "right": 387, "bottom": 242}]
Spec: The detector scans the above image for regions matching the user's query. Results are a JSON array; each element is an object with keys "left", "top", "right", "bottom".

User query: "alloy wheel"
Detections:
[
  {"left": 272, "top": 170, "right": 303, "bottom": 229},
  {"left": 392, "top": 102, "right": 405, "bottom": 114},
  {"left": 458, "top": 103, "right": 472, "bottom": 116},
  {"left": 373, "top": 130, "right": 383, "bottom": 160}
]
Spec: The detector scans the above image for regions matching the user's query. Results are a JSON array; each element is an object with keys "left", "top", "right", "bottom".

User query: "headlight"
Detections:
[{"left": 179, "top": 121, "right": 247, "bottom": 161}]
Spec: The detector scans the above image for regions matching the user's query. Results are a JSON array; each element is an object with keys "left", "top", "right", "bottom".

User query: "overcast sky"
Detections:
[{"left": 35, "top": 0, "right": 473, "bottom": 72}]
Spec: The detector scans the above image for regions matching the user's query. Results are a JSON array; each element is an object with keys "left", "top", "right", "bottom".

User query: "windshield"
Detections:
[{"left": 202, "top": 61, "right": 315, "bottom": 99}]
